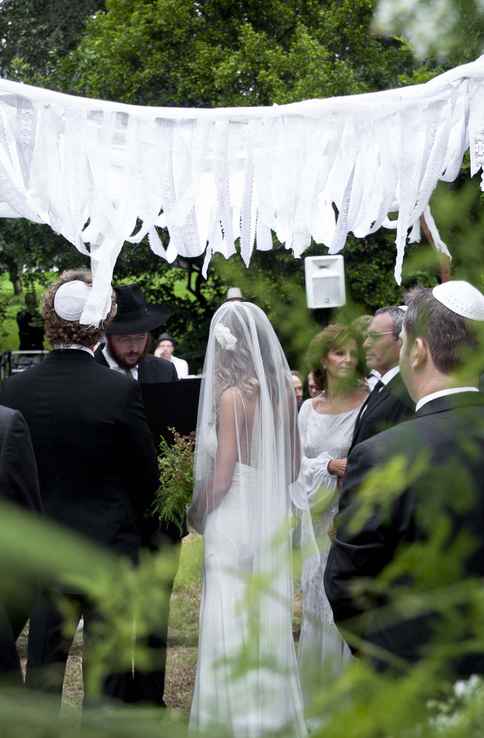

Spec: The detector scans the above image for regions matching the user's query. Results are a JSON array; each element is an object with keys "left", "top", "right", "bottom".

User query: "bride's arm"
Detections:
[
  {"left": 205, "top": 388, "right": 238, "bottom": 513},
  {"left": 188, "top": 390, "right": 239, "bottom": 531}
]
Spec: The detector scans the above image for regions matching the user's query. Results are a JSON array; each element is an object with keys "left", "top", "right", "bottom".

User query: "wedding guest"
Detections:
[
  {"left": 307, "top": 370, "right": 321, "bottom": 398},
  {"left": 95, "top": 285, "right": 180, "bottom": 707},
  {"left": 0, "top": 405, "right": 42, "bottom": 686},
  {"left": 0, "top": 271, "right": 160, "bottom": 704},
  {"left": 16, "top": 292, "right": 44, "bottom": 350},
  {"left": 325, "top": 282, "right": 484, "bottom": 676},
  {"left": 347, "top": 306, "right": 413, "bottom": 457},
  {"left": 154, "top": 333, "right": 189, "bottom": 378},
  {"left": 188, "top": 302, "right": 306, "bottom": 737},
  {"left": 96, "top": 286, "right": 176, "bottom": 383},
  {"left": 352, "top": 314, "right": 380, "bottom": 390},
  {"left": 291, "top": 371, "right": 304, "bottom": 409},
  {"left": 297, "top": 324, "right": 367, "bottom": 711}
]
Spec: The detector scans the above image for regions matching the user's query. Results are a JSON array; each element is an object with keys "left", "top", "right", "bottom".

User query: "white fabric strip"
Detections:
[{"left": 0, "top": 57, "right": 483, "bottom": 324}]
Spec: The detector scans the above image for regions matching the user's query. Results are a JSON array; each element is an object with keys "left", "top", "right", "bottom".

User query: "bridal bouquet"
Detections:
[{"left": 153, "top": 429, "right": 195, "bottom": 535}]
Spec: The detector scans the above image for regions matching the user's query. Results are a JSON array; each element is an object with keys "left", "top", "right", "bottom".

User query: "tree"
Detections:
[
  {"left": 0, "top": 1, "right": 104, "bottom": 297},
  {"left": 0, "top": 0, "right": 105, "bottom": 82},
  {"left": 56, "top": 0, "right": 417, "bottom": 104},
  {"left": 0, "top": 1, "right": 450, "bottom": 351},
  {"left": 47, "top": 0, "right": 433, "bottom": 332}
]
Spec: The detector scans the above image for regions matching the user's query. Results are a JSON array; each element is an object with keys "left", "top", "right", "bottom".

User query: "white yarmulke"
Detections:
[
  {"left": 53, "top": 280, "right": 91, "bottom": 321},
  {"left": 432, "top": 281, "right": 484, "bottom": 321}
]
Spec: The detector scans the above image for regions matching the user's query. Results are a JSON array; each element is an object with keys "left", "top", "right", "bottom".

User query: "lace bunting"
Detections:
[{"left": 0, "top": 56, "right": 483, "bottom": 324}]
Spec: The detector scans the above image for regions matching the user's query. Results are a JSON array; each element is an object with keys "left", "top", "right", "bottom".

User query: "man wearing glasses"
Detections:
[{"left": 347, "top": 306, "right": 414, "bottom": 456}]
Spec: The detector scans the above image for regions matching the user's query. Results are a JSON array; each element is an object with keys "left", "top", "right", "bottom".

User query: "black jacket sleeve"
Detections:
[
  {"left": 0, "top": 407, "right": 43, "bottom": 514},
  {"left": 324, "top": 441, "right": 394, "bottom": 637},
  {"left": 119, "top": 382, "right": 160, "bottom": 545}
]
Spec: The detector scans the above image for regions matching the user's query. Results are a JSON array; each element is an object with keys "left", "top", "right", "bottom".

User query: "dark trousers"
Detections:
[
  {"left": 0, "top": 604, "right": 24, "bottom": 686},
  {"left": 26, "top": 590, "right": 105, "bottom": 704},
  {"left": 103, "top": 540, "right": 181, "bottom": 707},
  {"left": 0, "top": 594, "right": 36, "bottom": 687}
]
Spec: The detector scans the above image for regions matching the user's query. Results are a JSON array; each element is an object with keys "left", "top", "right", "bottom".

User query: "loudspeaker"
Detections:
[{"left": 304, "top": 255, "right": 346, "bottom": 309}]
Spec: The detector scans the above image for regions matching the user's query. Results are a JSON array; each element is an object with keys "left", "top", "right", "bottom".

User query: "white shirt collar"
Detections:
[
  {"left": 380, "top": 365, "right": 400, "bottom": 386},
  {"left": 415, "top": 387, "right": 479, "bottom": 412},
  {"left": 53, "top": 343, "right": 94, "bottom": 357},
  {"left": 102, "top": 344, "right": 138, "bottom": 381}
]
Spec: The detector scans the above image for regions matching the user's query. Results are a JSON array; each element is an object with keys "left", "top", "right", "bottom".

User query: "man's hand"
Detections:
[{"left": 327, "top": 457, "right": 347, "bottom": 478}]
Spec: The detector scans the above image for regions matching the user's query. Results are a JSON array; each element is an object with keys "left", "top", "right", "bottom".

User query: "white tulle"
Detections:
[
  {"left": 0, "top": 57, "right": 484, "bottom": 322},
  {"left": 188, "top": 301, "right": 306, "bottom": 737}
]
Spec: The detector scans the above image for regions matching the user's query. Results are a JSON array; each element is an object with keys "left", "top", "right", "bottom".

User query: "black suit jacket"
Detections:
[
  {"left": 94, "top": 347, "right": 178, "bottom": 384},
  {"left": 0, "top": 350, "right": 159, "bottom": 556},
  {"left": 348, "top": 371, "right": 414, "bottom": 455},
  {"left": 95, "top": 345, "right": 184, "bottom": 544},
  {"left": 324, "top": 392, "right": 484, "bottom": 676},
  {"left": 0, "top": 405, "right": 42, "bottom": 513}
]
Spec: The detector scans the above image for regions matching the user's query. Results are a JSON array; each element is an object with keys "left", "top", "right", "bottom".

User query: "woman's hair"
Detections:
[
  {"left": 306, "top": 323, "right": 366, "bottom": 390},
  {"left": 212, "top": 302, "right": 283, "bottom": 407},
  {"left": 43, "top": 270, "right": 117, "bottom": 346}
]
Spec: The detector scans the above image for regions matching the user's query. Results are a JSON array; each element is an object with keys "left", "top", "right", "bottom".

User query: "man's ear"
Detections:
[{"left": 411, "top": 337, "right": 429, "bottom": 369}]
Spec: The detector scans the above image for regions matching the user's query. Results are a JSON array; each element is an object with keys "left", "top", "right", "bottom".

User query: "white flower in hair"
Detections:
[{"left": 214, "top": 323, "right": 237, "bottom": 351}]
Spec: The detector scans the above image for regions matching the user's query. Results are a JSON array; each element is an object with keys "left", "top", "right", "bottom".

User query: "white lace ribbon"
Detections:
[{"left": 0, "top": 57, "right": 483, "bottom": 323}]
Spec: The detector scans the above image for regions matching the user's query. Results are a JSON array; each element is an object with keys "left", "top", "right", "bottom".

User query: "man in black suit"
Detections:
[
  {"left": 95, "top": 284, "right": 179, "bottom": 707},
  {"left": 0, "top": 272, "right": 160, "bottom": 703},
  {"left": 347, "top": 306, "right": 414, "bottom": 455},
  {"left": 0, "top": 406, "right": 42, "bottom": 684},
  {"left": 325, "top": 282, "right": 484, "bottom": 676},
  {"left": 94, "top": 284, "right": 177, "bottom": 384}
]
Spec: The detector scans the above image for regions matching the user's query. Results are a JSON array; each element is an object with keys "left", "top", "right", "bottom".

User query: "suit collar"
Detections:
[
  {"left": 416, "top": 391, "right": 484, "bottom": 417},
  {"left": 46, "top": 349, "right": 93, "bottom": 362},
  {"left": 380, "top": 365, "right": 400, "bottom": 385},
  {"left": 353, "top": 372, "right": 407, "bottom": 431}
]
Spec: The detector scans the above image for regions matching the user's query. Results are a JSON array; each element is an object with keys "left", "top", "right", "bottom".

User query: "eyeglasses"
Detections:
[{"left": 366, "top": 330, "right": 396, "bottom": 342}]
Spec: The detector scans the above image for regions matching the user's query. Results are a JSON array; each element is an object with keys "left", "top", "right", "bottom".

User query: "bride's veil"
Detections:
[
  {"left": 190, "top": 299, "right": 300, "bottom": 536},
  {"left": 188, "top": 301, "right": 305, "bottom": 725}
]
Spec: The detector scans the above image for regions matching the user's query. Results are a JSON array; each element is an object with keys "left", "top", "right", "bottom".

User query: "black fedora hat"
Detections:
[{"left": 106, "top": 284, "right": 170, "bottom": 335}]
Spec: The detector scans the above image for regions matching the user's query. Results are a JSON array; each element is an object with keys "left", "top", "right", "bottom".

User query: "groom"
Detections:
[{"left": 325, "top": 281, "right": 484, "bottom": 676}]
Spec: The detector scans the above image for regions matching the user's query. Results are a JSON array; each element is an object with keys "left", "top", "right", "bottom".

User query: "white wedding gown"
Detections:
[
  {"left": 297, "top": 399, "right": 362, "bottom": 706},
  {"left": 190, "top": 429, "right": 306, "bottom": 737}
]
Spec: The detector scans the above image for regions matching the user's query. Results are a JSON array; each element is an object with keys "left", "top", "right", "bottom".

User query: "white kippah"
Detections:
[
  {"left": 53, "top": 280, "right": 91, "bottom": 321},
  {"left": 432, "top": 281, "right": 484, "bottom": 321}
]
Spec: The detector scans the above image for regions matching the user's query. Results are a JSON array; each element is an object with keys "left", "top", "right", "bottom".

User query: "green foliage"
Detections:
[
  {"left": 0, "top": 0, "right": 106, "bottom": 83},
  {"left": 154, "top": 430, "right": 195, "bottom": 535},
  {"left": 375, "top": 0, "right": 484, "bottom": 66}
]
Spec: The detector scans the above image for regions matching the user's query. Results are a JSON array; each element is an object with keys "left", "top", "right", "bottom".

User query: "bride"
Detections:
[{"left": 188, "top": 301, "right": 306, "bottom": 737}]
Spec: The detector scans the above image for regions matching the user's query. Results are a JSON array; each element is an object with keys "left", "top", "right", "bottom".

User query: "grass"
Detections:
[{"left": 17, "top": 532, "right": 302, "bottom": 718}]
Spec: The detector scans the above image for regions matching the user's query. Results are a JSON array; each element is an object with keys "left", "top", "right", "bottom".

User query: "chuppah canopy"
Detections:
[{"left": 0, "top": 56, "right": 484, "bottom": 324}]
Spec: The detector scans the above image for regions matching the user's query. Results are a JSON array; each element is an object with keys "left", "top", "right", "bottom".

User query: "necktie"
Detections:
[{"left": 356, "top": 379, "right": 385, "bottom": 425}]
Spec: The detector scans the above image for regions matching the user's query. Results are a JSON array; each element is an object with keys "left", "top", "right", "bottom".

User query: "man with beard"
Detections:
[
  {"left": 95, "top": 284, "right": 179, "bottom": 707},
  {"left": 95, "top": 284, "right": 177, "bottom": 384}
]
